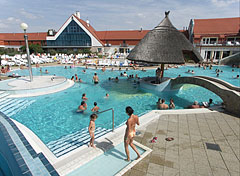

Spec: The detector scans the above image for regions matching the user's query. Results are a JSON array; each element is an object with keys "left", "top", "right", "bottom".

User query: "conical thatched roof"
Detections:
[{"left": 127, "top": 12, "right": 203, "bottom": 64}]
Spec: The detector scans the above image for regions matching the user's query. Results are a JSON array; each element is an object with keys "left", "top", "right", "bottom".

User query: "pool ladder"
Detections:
[{"left": 97, "top": 108, "right": 115, "bottom": 132}]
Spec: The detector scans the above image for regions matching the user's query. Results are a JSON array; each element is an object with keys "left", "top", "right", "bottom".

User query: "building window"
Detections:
[
  {"left": 202, "top": 37, "right": 218, "bottom": 44},
  {"left": 47, "top": 20, "right": 91, "bottom": 46},
  {"left": 227, "top": 37, "right": 240, "bottom": 44},
  {"left": 97, "top": 48, "right": 102, "bottom": 53},
  {"left": 119, "top": 48, "right": 124, "bottom": 53}
]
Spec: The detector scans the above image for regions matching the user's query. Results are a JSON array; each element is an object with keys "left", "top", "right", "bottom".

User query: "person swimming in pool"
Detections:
[
  {"left": 82, "top": 93, "right": 88, "bottom": 100},
  {"left": 77, "top": 101, "right": 87, "bottom": 112},
  {"left": 91, "top": 102, "right": 100, "bottom": 112},
  {"left": 124, "top": 106, "right": 141, "bottom": 161},
  {"left": 104, "top": 93, "right": 109, "bottom": 98}
]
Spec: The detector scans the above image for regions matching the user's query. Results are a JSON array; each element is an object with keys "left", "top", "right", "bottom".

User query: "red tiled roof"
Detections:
[
  {"left": 194, "top": 17, "right": 240, "bottom": 35},
  {"left": 73, "top": 15, "right": 103, "bottom": 45},
  {"left": 96, "top": 30, "right": 149, "bottom": 40},
  {"left": 0, "top": 32, "right": 47, "bottom": 41}
]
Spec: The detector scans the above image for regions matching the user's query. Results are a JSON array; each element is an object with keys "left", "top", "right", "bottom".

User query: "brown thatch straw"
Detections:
[{"left": 127, "top": 11, "right": 203, "bottom": 64}]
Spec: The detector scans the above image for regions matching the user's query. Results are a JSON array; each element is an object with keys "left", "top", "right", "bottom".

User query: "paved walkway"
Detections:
[{"left": 123, "top": 111, "right": 239, "bottom": 176}]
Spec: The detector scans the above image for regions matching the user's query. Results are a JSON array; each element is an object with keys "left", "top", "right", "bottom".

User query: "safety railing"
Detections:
[{"left": 97, "top": 108, "right": 115, "bottom": 132}]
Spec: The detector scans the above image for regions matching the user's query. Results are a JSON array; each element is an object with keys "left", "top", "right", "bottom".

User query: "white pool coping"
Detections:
[{"left": 11, "top": 108, "right": 216, "bottom": 175}]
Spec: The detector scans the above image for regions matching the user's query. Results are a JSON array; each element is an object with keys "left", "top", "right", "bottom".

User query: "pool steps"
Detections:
[
  {"left": 0, "top": 91, "right": 112, "bottom": 158},
  {"left": 47, "top": 127, "right": 111, "bottom": 157},
  {"left": 0, "top": 92, "right": 10, "bottom": 99},
  {"left": 0, "top": 91, "right": 35, "bottom": 117}
]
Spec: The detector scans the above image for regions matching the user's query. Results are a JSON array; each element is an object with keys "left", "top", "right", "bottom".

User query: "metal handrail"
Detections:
[{"left": 97, "top": 108, "right": 114, "bottom": 132}]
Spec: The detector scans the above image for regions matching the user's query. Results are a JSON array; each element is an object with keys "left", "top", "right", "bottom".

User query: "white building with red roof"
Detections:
[
  {"left": 188, "top": 17, "right": 240, "bottom": 62},
  {"left": 0, "top": 12, "right": 239, "bottom": 61}
]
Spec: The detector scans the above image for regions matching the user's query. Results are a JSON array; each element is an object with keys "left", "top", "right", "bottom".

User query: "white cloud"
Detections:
[
  {"left": 211, "top": 0, "right": 239, "bottom": 7},
  {"left": 0, "top": 23, "right": 9, "bottom": 29},
  {"left": 20, "top": 8, "right": 38, "bottom": 19},
  {"left": 137, "top": 13, "right": 146, "bottom": 18},
  {"left": 7, "top": 17, "right": 21, "bottom": 23}
]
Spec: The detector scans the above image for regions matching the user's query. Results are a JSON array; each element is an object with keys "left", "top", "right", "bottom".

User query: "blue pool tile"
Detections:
[
  {"left": 40, "top": 157, "right": 49, "bottom": 165},
  {"left": 13, "top": 152, "right": 22, "bottom": 161},
  {"left": 10, "top": 146, "right": 19, "bottom": 154},
  {"left": 45, "top": 164, "right": 55, "bottom": 173},
  {"left": 50, "top": 170, "right": 60, "bottom": 176},
  {"left": 25, "top": 144, "right": 33, "bottom": 151},
  {"left": 16, "top": 158, "right": 26, "bottom": 167},
  {"left": 28, "top": 148, "right": 37, "bottom": 156},
  {"left": 6, "top": 139, "right": 14, "bottom": 145},
  {"left": 30, "top": 152, "right": 38, "bottom": 158},
  {"left": 23, "top": 171, "right": 33, "bottom": 176},
  {"left": 20, "top": 164, "right": 29, "bottom": 174}
]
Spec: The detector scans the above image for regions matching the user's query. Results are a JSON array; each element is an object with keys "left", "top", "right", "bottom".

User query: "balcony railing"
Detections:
[{"left": 195, "top": 41, "right": 240, "bottom": 47}]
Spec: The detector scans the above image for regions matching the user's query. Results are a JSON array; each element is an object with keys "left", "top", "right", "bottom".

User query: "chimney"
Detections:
[
  {"left": 86, "top": 19, "right": 90, "bottom": 27},
  {"left": 76, "top": 11, "right": 80, "bottom": 19}
]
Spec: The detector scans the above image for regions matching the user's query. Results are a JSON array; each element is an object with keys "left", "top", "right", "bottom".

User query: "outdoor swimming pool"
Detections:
[{"left": 6, "top": 65, "right": 240, "bottom": 153}]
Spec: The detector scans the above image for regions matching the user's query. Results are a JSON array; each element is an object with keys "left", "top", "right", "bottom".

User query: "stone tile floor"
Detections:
[{"left": 123, "top": 112, "right": 239, "bottom": 176}]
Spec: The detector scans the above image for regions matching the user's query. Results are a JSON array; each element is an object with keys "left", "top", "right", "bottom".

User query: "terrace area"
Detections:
[{"left": 123, "top": 110, "right": 239, "bottom": 176}]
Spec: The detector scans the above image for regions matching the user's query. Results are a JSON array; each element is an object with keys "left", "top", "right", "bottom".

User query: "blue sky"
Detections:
[{"left": 0, "top": 0, "right": 239, "bottom": 33}]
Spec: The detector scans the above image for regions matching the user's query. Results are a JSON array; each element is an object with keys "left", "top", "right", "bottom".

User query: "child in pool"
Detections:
[{"left": 88, "top": 114, "right": 98, "bottom": 148}]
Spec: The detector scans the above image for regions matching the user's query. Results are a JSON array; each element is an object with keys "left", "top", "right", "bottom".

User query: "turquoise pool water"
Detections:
[
  {"left": 8, "top": 65, "right": 239, "bottom": 144},
  {"left": 67, "top": 142, "right": 145, "bottom": 176}
]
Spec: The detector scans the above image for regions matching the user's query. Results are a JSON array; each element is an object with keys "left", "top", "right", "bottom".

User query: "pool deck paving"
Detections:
[{"left": 123, "top": 111, "right": 239, "bottom": 176}]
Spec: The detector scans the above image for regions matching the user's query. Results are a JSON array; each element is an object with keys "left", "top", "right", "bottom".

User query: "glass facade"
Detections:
[{"left": 47, "top": 20, "right": 91, "bottom": 47}]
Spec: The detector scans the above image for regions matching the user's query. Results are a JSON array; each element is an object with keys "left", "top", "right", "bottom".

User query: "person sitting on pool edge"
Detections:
[
  {"left": 77, "top": 101, "right": 87, "bottom": 112},
  {"left": 91, "top": 102, "right": 100, "bottom": 113}
]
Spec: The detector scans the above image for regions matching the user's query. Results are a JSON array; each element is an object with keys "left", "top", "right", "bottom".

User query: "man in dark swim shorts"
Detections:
[{"left": 93, "top": 73, "right": 99, "bottom": 84}]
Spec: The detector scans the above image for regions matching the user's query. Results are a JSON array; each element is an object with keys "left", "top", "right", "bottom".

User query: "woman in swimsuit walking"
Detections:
[{"left": 124, "top": 106, "right": 141, "bottom": 161}]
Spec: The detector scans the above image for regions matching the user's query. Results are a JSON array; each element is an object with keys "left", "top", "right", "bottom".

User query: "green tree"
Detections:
[
  {"left": 49, "top": 49, "right": 57, "bottom": 56},
  {"left": 20, "top": 44, "right": 44, "bottom": 54},
  {"left": 83, "top": 48, "right": 91, "bottom": 54}
]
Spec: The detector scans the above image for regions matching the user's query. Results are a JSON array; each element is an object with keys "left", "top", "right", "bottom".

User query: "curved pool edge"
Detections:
[
  {"left": 0, "top": 111, "right": 59, "bottom": 176},
  {"left": 6, "top": 77, "right": 74, "bottom": 98}
]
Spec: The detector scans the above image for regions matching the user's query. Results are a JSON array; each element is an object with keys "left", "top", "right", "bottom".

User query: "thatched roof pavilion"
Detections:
[{"left": 127, "top": 11, "right": 203, "bottom": 64}]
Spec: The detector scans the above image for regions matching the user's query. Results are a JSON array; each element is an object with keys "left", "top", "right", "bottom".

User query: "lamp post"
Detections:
[{"left": 20, "top": 23, "right": 33, "bottom": 82}]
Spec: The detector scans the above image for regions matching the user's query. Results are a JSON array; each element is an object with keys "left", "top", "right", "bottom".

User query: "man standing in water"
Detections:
[
  {"left": 124, "top": 106, "right": 141, "bottom": 161},
  {"left": 93, "top": 73, "right": 99, "bottom": 84}
]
